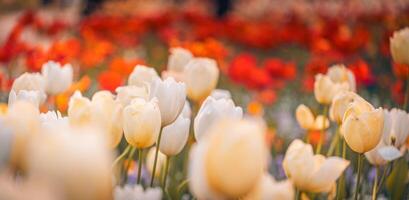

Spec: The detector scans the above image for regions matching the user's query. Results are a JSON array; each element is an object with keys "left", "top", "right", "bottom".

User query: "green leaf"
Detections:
[{"left": 386, "top": 158, "right": 408, "bottom": 200}]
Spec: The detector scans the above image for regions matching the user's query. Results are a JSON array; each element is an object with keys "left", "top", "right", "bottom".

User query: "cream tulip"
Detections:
[
  {"left": 115, "top": 85, "right": 149, "bottom": 107},
  {"left": 39, "top": 110, "right": 69, "bottom": 132},
  {"left": 244, "top": 174, "right": 294, "bottom": 200},
  {"left": 210, "top": 89, "right": 232, "bottom": 100},
  {"left": 314, "top": 74, "right": 349, "bottom": 105},
  {"left": 149, "top": 77, "right": 186, "bottom": 126},
  {"left": 295, "top": 104, "right": 329, "bottom": 131},
  {"left": 326, "top": 64, "right": 356, "bottom": 92},
  {"left": 26, "top": 129, "right": 113, "bottom": 200},
  {"left": 382, "top": 108, "right": 409, "bottom": 147},
  {"left": 11, "top": 72, "right": 46, "bottom": 104},
  {"left": 41, "top": 61, "right": 73, "bottom": 95},
  {"left": 8, "top": 90, "right": 45, "bottom": 108},
  {"left": 390, "top": 27, "right": 409, "bottom": 65},
  {"left": 122, "top": 98, "right": 161, "bottom": 149},
  {"left": 91, "top": 91, "right": 123, "bottom": 148},
  {"left": 365, "top": 142, "right": 403, "bottom": 166},
  {"left": 329, "top": 91, "right": 367, "bottom": 124},
  {"left": 194, "top": 96, "right": 243, "bottom": 141},
  {"left": 67, "top": 91, "right": 92, "bottom": 127},
  {"left": 282, "top": 139, "right": 349, "bottom": 193},
  {"left": 189, "top": 118, "right": 267, "bottom": 199},
  {"left": 128, "top": 65, "right": 160, "bottom": 87},
  {"left": 341, "top": 101, "right": 384, "bottom": 153},
  {"left": 167, "top": 47, "right": 193, "bottom": 72},
  {"left": 181, "top": 100, "right": 192, "bottom": 118},
  {"left": 184, "top": 58, "right": 219, "bottom": 102},
  {"left": 159, "top": 114, "right": 190, "bottom": 156},
  {"left": 146, "top": 147, "right": 166, "bottom": 177}
]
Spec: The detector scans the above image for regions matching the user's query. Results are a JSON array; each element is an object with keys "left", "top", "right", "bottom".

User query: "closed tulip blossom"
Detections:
[
  {"left": 122, "top": 98, "right": 161, "bottom": 149},
  {"left": 67, "top": 91, "right": 92, "bottom": 127},
  {"left": 295, "top": 104, "right": 329, "bottom": 131},
  {"left": 194, "top": 96, "right": 243, "bottom": 141},
  {"left": 39, "top": 110, "right": 69, "bottom": 132},
  {"left": 329, "top": 91, "right": 367, "bottom": 124},
  {"left": 149, "top": 77, "right": 186, "bottom": 126},
  {"left": 8, "top": 90, "right": 45, "bottom": 108},
  {"left": 189, "top": 119, "right": 267, "bottom": 199},
  {"left": 390, "top": 27, "right": 409, "bottom": 65},
  {"left": 184, "top": 58, "right": 219, "bottom": 102},
  {"left": 326, "top": 64, "right": 356, "bottom": 92},
  {"left": 41, "top": 61, "right": 73, "bottom": 95},
  {"left": 90, "top": 91, "right": 123, "bottom": 148},
  {"left": 210, "top": 89, "right": 232, "bottom": 100},
  {"left": 167, "top": 47, "right": 193, "bottom": 73},
  {"left": 341, "top": 100, "right": 384, "bottom": 153},
  {"left": 11, "top": 72, "right": 46, "bottom": 105},
  {"left": 314, "top": 74, "right": 349, "bottom": 105},
  {"left": 159, "top": 114, "right": 190, "bottom": 156},
  {"left": 282, "top": 139, "right": 349, "bottom": 193},
  {"left": 146, "top": 147, "right": 166, "bottom": 178},
  {"left": 128, "top": 65, "right": 160, "bottom": 87},
  {"left": 115, "top": 85, "right": 149, "bottom": 107}
]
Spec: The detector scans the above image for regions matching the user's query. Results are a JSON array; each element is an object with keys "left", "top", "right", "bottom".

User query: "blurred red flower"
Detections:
[{"left": 98, "top": 70, "right": 123, "bottom": 92}]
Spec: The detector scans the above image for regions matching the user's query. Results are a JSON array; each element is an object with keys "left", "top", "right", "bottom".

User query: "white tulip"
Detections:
[
  {"left": 8, "top": 90, "right": 45, "bottom": 108},
  {"left": 11, "top": 72, "right": 46, "bottom": 93},
  {"left": 128, "top": 65, "right": 159, "bottom": 87},
  {"left": 41, "top": 61, "right": 73, "bottom": 95},
  {"left": 382, "top": 108, "right": 409, "bottom": 147},
  {"left": 181, "top": 100, "right": 192, "bottom": 118},
  {"left": 244, "top": 174, "right": 294, "bottom": 200},
  {"left": 167, "top": 47, "right": 193, "bottom": 72},
  {"left": 159, "top": 114, "right": 190, "bottom": 156},
  {"left": 283, "top": 139, "right": 349, "bottom": 193},
  {"left": 365, "top": 142, "right": 403, "bottom": 166},
  {"left": 194, "top": 96, "right": 243, "bottom": 141},
  {"left": 326, "top": 64, "right": 356, "bottom": 92},
  {"left": 67, "top": 91, "right": 92, "bottom": 127},
  {"left": 314, "top": 74, "right": 349, "bottom": 105},
  {"left": 210, "top": 89, "right": 232, "bottom": 100},
  {"left": 122, "top": 98, "right": 161, "bottom": 149},
  {"left": 114, "top": 184, "right": 162, "bottom": 200},
  {"left": 184, "top": 58, "right": 219, "bottom": 102},
  {"left": 146, "top": 146, "right": 166, "bottom": 177},
  {"left": 39, "top": 110, "right": 69, "bottom": 132},
  {"left": 115, "top": 85, "right": 149, "bottom": 107},
  {"left": 149, "top": 77, "right": 186, "bottom": 126}
]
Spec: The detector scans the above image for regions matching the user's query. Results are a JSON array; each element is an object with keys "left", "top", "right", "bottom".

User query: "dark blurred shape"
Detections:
[
  {"left": 83, "top": 0, "right": 105, "bottom": 15},
  {"left": 214, "top": 0, "right": 231, "bottom": 18}
]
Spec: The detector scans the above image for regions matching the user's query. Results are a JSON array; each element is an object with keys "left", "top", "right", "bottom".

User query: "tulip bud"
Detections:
[
  {"left": 146, "top": 146, "right": 166, "bottom": 177},
  {"left": 244, "top": 174, "right": 294, "bottom": 200},
  {"left": 326, "top": 64, "right": 356, "bottom": 92},
  {"left": 167, "top": 47, "right": 193, "bottom": 72},
  {"left": 194, "top": 96, "right": 243, "bottom": 141},
  {"left": 8, "top": 90, "right": 45, "bottom": 108},
  {"left": 128, "top": 65, "right": 159, "bottom": 87},
  {"left": 329, "top": 91, "right": 365, "bottom": 124},
  {"left": 189, "top": 118, "right": 267, "bottom": 199},
  {"left": 382, "top": 108, "right": 409, "bottom": 147},
  {"left": 68, "top": 91, "right": 92, "bottom": 127},
  {"left": 41, "top": 61, "right": 73, "bottom": 95},
  {"left": 390, "top": 27, "right": 409, "bottom": 65},
  {"left": 184, "top": 58, "right": 219, "bottom": 102},
  {"left": 91, "top": 91, "right": 123, "bottom": 148},
  {"left": 210, "top": 89, "right": 232, "bottom": 100},
  {"left": 314, "top": 74, "right": 349, "bottom": 105},
  {"left": 159, "top": 115, "right": 190, "bottom": 156},
  {"left": 26, "top": 130, "right": 113, "bottom": 200},
  {"left": 115, "top": 85, "right": 149, "bottom": 107},
  {"left": 149, "top": 77, "right": 186, "bottom": 126},
  {"left": 341, "top": 101, "right": 384, "bottom": 153},
  {"left": 11, "top": 72, "right": 46, "bottom": 94},
  {"left": 295, "top": 104, "right": 314, "bottom": 130},
  {"left": 123, "top": 98, "right": 161, "bottom": 149},
  {"left": 282, "top": 139, "right": 349, "bottom": 193}
]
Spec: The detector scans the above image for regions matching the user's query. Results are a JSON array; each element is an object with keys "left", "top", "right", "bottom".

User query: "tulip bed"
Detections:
[{"left": 1, "top": 1, "right": 409, "bottom": 200}]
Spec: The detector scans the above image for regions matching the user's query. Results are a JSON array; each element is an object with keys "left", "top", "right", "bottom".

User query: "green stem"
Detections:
[
  {"left": 354, "top": 153, "right": 363, "bottom": 200},
  {"left": 372, "top": 167, "right": 379, "bottom": 200},
  {"left": 162, "top": 156, "right": 171, "bottom": 190},
  {"left": 336, "top": 138, "right": 347, "bottom": 200},
  {"left": 327, "top": 127, "right": 340, "bottom": 156},
  {"left": 137, "top": 149, "right": 143, "bottom": 184},
  {"left": 316, "top": 105, "right": 328, "bottom": 154},
  {"left": 376, "top": 163, "right": 390, "bottom": 194},
  {"left": 111, "top": 145, "right": 131, "bottom": 169},
  {"left": 295, "top": 189, "right": 301, "bottom": 200},
  {"left": 176, "top": 179, "right": 189, "bottom": 195},
  {"left": 150, "top": 127, "right": 164, "bottom": 187}
]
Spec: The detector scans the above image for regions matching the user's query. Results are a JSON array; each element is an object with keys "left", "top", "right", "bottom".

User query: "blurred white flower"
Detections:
[
  {"left": 159, "top": 114, "right": 190, "bottom": 156},
  {"left": 41, "top": 61, "right": 73, "bottom": 95},
  {"left": 382, "top": 108, "right": 409, "bottom": 147},
  {"left": 115, "top": 85, "right": 149, "bottom": 107},
  {"left": 68, "top": 91, "right": 92, "bottom": 127},
  {"left": 390, "top": 27, "right": 409, "bottom": 65},
  {"left": 314, "top": 74, "right": 349, "bottom": 105},
  {"left": 210, "top": 89, "right": 232, "bottom": 100},
  {"left": 244, "top": 174, "right": 294, "bottom": 200},
  {"left": 11, "top": 72, "right": 46, "bottom": 94},
  {"left": 326, "top": 64, "right": 356, "bottom": 92},
  {"left": 39, "top": 110, "right": 69, "bottom": 132},
  {"left": 128, "top": 65, "right": 159, "bottom": 87},
  {"left": 149, "top": 77, "right": 186, "bottom": 126},
  {"left": 295, "top": 104, "right": 329, "bottom": 131},
  {"left": 194, "top": 96, "right": 243, "bottom": 141},
  {"left": 114, "top": 184, "right": 162, "bottom": 200},
  {"left": 184, "top": 58, "right": 219, "bottom": 102},
  {"left": 146, "top": 147, "right": 166, "bottom": 177},
  {"left": 8, "top": 90, "right": 45, "bottom": 108},
  {"left": 167, "top": 47, "right": 193, "bottom": 73}
]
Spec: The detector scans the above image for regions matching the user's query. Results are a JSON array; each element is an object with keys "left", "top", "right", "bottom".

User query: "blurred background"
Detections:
[{"left": 1, "top": 0, "right": 409, "bottom": 149}]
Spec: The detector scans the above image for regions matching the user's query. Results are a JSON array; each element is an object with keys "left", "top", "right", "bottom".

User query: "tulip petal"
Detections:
[
  {"left": 378, "top": 146, "right": 402, "bottom": 161},
  {"left": 308, "top": 157, "right": 349, "bottom": 193}
]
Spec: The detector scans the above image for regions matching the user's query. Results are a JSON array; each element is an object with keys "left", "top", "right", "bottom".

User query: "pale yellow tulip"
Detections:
[{"left": 390, "top": 27, "right": 409, "bottom": 65}]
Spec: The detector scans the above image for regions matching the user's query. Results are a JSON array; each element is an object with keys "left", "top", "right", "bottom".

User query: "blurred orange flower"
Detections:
[{"left": 98, "top": 70, "right": 123, "bottom": 92}]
